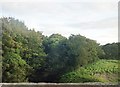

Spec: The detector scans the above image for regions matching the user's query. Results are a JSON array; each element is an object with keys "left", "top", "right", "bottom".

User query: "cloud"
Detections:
[
  {"left": 66, "top": 17, "right": 117, "bottom": 29},
  {"left": 0, "top": 1, "right": 118, "bottom": 45}
]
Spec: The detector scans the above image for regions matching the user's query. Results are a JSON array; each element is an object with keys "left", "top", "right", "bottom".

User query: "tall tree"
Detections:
[
  {"left": 66, "top": 34, "right": 102, "bottom": 70},
  {"left": 1, "top": 17, "right": 46, "bottom": 82},
  {"left": 41, "top": 34, "right": 68, "bottom": 82},
  {"left": 102, "top": 43, "right": 119, "bottom": 59}
]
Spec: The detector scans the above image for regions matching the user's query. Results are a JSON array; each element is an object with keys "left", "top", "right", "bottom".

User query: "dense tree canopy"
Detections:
[
  {"left": 65, "top": 35, "right": 102, "bottom": 70},
  {"left": 1, "top": 17, "right": 46, "bottom": 82},
  {"left": 101, "top": 43, "right": 119, "bottom": 60},
  {"left": 1, "top": 17, "right": 119, "bottom": 83}
]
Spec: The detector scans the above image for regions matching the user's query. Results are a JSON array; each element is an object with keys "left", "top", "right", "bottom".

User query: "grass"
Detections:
[{"left": 59, "top": 59, "right": 119, "bottom": 83}]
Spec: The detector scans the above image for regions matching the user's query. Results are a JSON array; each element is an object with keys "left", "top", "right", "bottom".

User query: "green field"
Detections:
[{"left": 59, "top": 59, "right": 119, "bottom": 83}]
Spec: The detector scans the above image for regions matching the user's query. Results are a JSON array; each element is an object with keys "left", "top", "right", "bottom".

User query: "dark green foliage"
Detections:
[
  {"left": 1, "top": 17, "right": 119, "bottom": 83},
  {"left": 65, "top": 35, "right": 102, "bottom": 70},
  {"left": 102, "top": 43, "right": 119, "bottom": 60},
  {"left": 40, "top": 34, "right": 68, "bottom": 82},
  {"left": 39, "top": 34, "right": 103, "bottom": 82}
]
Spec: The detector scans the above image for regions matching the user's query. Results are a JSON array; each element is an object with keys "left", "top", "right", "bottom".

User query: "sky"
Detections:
[{"left": 0, "top": 0, "right": 119, "bottom": 45}]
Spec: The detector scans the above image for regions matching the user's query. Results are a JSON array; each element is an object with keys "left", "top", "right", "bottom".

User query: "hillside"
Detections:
[
  {"left": 59, "top": 59, "right": 119, "bottom": 83},
  {"left": 1, "top": 17, "right": 119, "bottom": 83}
]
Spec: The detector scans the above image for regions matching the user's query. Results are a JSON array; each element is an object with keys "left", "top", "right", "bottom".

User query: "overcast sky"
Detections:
[{"left": 0, "top": 0, "right": 119, "bottom": 45}]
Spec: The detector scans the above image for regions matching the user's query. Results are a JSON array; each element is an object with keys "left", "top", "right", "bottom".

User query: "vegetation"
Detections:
[
  {"left": 0, "top": 17, "right": 119, "bottom": 83},
  {"left": 101, "top": 43, "right": 119, "bottom": 60},
  {"left": 59, "top": 59, "right": 119, "bottom": 83}
]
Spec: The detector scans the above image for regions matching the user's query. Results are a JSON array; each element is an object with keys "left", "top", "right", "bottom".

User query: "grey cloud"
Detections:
[
  {"left": 0, "top": 0, "right": 118, "bottom": 45},
  {"left": 65, "top": 17, "right": 117, "bottom": 29}
]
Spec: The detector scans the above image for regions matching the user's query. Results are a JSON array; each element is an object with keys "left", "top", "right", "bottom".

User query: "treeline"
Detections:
[{"left": 0, "top": 17, "right": 119, "bottom": 83}]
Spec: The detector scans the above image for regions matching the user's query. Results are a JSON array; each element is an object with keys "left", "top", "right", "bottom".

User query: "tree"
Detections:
[
  {"left": 41, "top": 34, "right": 68, "bottom": 82},
  {"left": 2, "top": 52, "right": 30, "bottom": 82},
  {"left": 102, "top": 43, "right": 119, "bottom": 59},
  {"left": 1, "top": 17, "right": 111, "bottom": 83},
  {"left": 1, "top": 17, "right": 46, "bottom": 82},
  {"left": 66, "top": 34, "right": 102, "bottom": 70}
]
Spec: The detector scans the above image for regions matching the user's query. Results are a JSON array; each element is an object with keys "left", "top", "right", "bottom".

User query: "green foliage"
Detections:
[
  {"left": 1, "top": 17, "right": 46, "bottom": 82},
  {"left": 59, "top": 60, "right": 119, "bottom": 83},
  {"left": 102, "top": 43, "right": 119, "bottom": 60},
  {"left": 1, "top": 17, "right": 119, "bottom": 83},
  {"left": 41, "top": 34, "right": 103, "bottom": 82},
  {"left": 65, "top": 35, "right": 102, "bottom": 70},
  {"left": 3, "top": 52, "right": 30, "bottom": 82},
  {"left": 41, "top": 34, "right": 68, "bottom": 82}
]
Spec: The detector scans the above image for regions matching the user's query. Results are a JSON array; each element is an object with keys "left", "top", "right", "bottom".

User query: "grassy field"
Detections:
[{"left": 59, "top": 59, "right": 119, "bottom": 83}]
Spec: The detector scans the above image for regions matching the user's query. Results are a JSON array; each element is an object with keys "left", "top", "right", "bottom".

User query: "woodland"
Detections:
[{"left": 0, "top": 17, "right": 119, "bottom": 83}]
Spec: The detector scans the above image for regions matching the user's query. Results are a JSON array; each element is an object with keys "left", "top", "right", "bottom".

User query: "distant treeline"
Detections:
[{"left": 0, "top": 17, "right": 119, "bottom": 83}]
